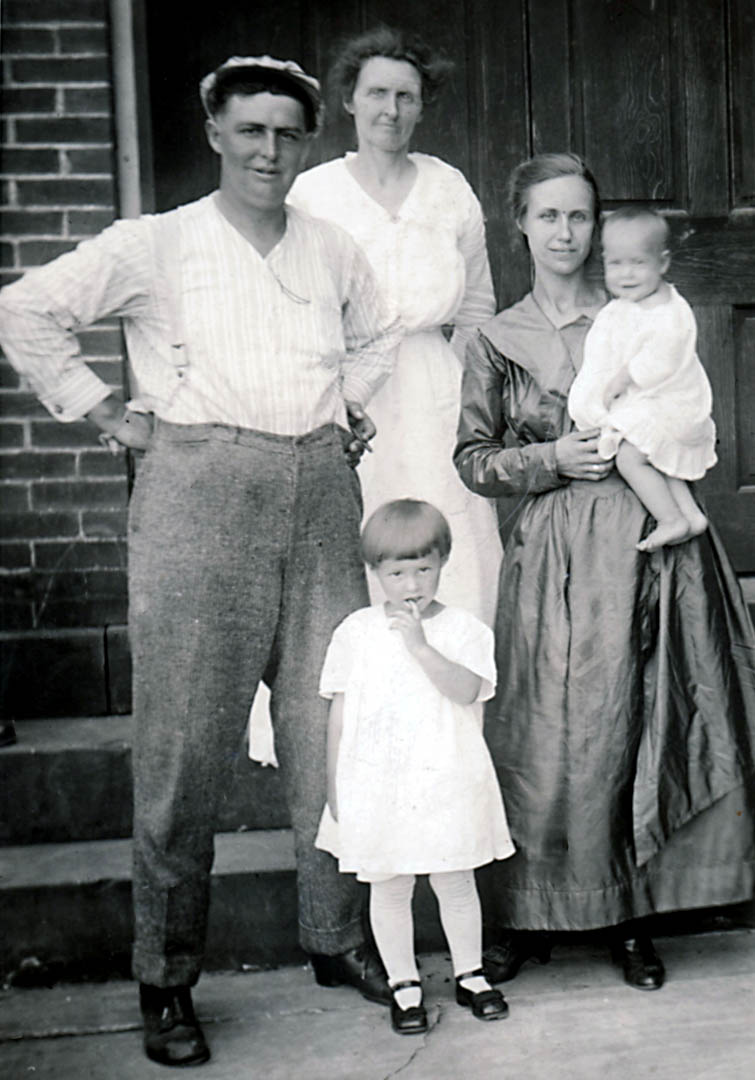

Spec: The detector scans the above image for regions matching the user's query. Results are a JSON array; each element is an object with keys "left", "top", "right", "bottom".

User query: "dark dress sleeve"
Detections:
[{"left": 454, "top": 330, "right": 567, "bottom": 498}]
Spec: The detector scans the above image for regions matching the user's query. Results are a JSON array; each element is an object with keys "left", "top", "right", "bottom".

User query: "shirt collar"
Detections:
[{"left": 530, "top": 282, "right": 605, "bottom": 329}]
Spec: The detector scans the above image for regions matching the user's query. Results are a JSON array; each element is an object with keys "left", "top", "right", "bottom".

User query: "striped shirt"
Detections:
[{"left": 0, "top": 194, "right": 399, "bottom": 435}]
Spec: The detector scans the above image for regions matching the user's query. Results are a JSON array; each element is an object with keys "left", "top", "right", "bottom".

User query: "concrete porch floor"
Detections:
[{"left": 1, "top": 930, "right": 753, "bottom": 1079}]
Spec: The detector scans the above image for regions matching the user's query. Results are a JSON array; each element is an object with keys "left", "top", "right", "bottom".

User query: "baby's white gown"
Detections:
[
  {"left": 315, "top": 605, "right": 514, "bottom": 881},
  {"left": 568, "top": 284, "right": 717, "bottom": 479},
  {"left": 248, "top": 154, "right": 502, "bottom": 765}
]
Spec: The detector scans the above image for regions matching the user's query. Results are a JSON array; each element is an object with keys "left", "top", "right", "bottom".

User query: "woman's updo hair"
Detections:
[
  {"left": 361, "top": 499, "right": 452, "bottom": 568},
  {"left": 509, "top": 152, "right": 602, "bottom": 226},
  {"left": 330, "top": 26, "right": 454, "bottom": 108}
]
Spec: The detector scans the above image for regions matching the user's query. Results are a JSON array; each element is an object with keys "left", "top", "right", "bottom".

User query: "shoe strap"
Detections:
[
  {"left": 391, "top": 979, "right": 421, "bottom": 992},
  {"left": 455, "top": 968, "right": 485, "bottom": 983},
  {"left": 470, "top": 989, "right": 506, "bottom": 1007}
]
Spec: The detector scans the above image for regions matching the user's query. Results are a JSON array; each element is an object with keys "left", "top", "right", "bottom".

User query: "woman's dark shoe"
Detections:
[
  {"left": 613, "top": 936, "right": 665, "bottom": 990},
  {"left": 139, "top": 983, "right": 210, "bottom": 1067},
  {"left": 310, "top": 944, "right": 391, "bottom": 1005},
  {"left": 455, "top": 969, "right": 509, "bottom": 1021},
  {"left": 483, "top": 932, "right": 552, "bottom": 984},
  {"left": 390, "top": 980, "right": 428, "bottom": 1035}
]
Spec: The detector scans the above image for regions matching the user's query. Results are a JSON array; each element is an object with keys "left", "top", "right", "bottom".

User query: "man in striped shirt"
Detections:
[{"left": 0, "top": 56, "right": 399, "bottom": 1068}]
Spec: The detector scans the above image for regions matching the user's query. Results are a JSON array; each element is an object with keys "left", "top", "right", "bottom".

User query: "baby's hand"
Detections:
[
  {"left": 603, "top": 369, "right": 631, "bottom": 408},
  {"left": 388, "top": 601, "right": 427, "bottom": 652}
]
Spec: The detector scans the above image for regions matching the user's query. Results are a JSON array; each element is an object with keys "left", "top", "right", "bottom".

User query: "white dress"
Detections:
[
  {"left": 288, "top": 153, "right": 502, "bottom": 622},
  {"left": 315, "top": 604, "right": 515, "bottom": 881},
  {"left": 568, "top": 284, "right": 717, "bottom": 480}
]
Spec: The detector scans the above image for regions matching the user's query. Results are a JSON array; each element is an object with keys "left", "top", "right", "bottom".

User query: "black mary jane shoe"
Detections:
[
  {"left": 613, "top": 936, "right": 665, "bottom": 991},
  {"left": 140, "top": 983, "right": 211, "bottom": 1067},
  {"left": 390, "top": 980, "right": 428, "bottom": 1036},
  {"left": 455, "top": 969, "right": 509, "bottom": 1021},
  {"left": 310, "top": 943, "right": 391, "bottom": 1005},
  {"left": 483, "top": 932, "right": 552, "bottom": 984}
]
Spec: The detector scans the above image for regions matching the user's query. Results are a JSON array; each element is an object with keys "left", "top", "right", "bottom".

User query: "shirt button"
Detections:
[{"left": 54, "top": 404, "right": 63, "bottom": 414}]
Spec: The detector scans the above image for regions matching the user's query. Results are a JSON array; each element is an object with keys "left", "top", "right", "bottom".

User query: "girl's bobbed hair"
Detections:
[
  {"left": 361, "top": 499, "right": 452, "bottom": 568},
  {"left": 329, "top": 25, "right": 454, "bottom": 108},
  {"left": 508, "top": 151, "right": 602, "bottom": 226}
]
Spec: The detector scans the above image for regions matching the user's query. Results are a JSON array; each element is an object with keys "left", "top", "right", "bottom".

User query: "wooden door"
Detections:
[
  {"left": 141, "top": 0, "right": 754, "bottom": 568},
  {"left": 519, "top": 0, "right": 755, "bottom": 569}
]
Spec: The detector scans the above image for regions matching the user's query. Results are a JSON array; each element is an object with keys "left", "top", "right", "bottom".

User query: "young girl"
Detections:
[
  {"left": 568, "top": 205, "right": 717, "bottom": 553},
  {"left": 316, "top": 499, "right": 514, "bottom": 1035}
]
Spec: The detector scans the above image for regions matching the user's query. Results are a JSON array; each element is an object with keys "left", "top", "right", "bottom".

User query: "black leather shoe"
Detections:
[
  {"left": 140, "top": 984, "right": 210, "bottom": 1067},
  {"left": 0, "top": 720, "right": 17, "bottom": 747},
  {"left": 390, "top": 980, "right": 428, "bottom": 1035},
  {"left": 614, "top": 936, "right": 665, "bottom": 990},
  {"left": 483, "top": 932, "right": 552, "bottom": 984},
  {"left": 311, "top": 944, "right": 391, "bottom": 1005},
  {"left": 455, "top": 969, "right": 509, "bottom": 1021}
]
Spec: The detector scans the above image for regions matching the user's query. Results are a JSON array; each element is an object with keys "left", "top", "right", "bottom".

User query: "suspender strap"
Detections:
[{"left": 154, "top": 211, "right": 188, "bottom": 373}]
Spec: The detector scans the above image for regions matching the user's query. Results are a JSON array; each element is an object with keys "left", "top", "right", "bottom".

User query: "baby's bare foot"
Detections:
[{"left": 637, "top": 517, "right": 691, "bottom": 552}]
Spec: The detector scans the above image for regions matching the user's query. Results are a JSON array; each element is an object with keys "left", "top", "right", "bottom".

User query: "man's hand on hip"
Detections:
[
  {"left": 87, "top": 394, "right": 153, "bottom": 452},
  {"left": 344, "top": 400, "right": 376, "bottom": 467}
]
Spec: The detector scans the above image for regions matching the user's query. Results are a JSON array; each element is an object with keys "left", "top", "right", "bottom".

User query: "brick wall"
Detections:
[{"left": 1, "top": 0, "right": 131, "bottom": 718}]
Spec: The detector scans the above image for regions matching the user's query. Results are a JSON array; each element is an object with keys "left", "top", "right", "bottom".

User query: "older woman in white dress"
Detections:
[{"left": 249, "top": 27, "right": 501, "bottom": 763}]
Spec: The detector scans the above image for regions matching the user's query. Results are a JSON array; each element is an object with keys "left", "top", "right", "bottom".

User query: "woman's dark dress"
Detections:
[{"left": 454, "top": 294, "right": 755, "bottom": 930}]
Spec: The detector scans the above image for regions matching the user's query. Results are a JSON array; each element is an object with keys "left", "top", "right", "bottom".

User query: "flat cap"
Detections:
[{"left": 199, "top": 55, "right": 323, "bottom": 131}]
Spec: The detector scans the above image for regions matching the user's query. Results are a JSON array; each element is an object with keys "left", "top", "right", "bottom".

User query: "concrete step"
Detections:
[
  {"left": 0, "top": 830, "right": 298, "bottom": 981},
  {"left": 0, "top": 830, "right": 447, "bottom": 983},
  {"left": 0, "top": 716, "right": 289, "bottom": 844},
  {"left": 1, "top": 721, "right": 751, "bottom": 988},
  {"left": 0, "top": 819, "right": 751, "bottom": 993}
]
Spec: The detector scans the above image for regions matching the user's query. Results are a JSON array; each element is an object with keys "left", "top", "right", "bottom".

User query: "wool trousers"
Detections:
[{"left": 128, "top": 419, "right": 369, "bottom": 986}]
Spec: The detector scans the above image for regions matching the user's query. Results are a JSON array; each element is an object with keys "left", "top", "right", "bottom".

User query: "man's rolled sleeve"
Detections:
[
  {"left": 39, "top": 367, "right": 112, "bottom": 423},
  {"left": 0, "top": 287, "right": 112, "bottom": 421},
  {"left": 0, "top": 219, "right": 150, "bottom": 422}
]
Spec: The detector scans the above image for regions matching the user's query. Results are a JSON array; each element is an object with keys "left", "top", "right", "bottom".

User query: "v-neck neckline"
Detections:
[
  {"left": 211, "top": 191, "right": 289, "bottom": 261},
  {"left": 343, "top": 153, "right": 420, "bottom": 221}
]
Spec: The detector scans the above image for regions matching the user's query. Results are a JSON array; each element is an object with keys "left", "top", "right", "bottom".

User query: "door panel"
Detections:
[
  {"left": 731, "top": 0, "right": 755, "bottom": 207},
  {"left": 681, "top": 0, "right": 729, "bottom": 216},
  {"left": 577, "top": 0, "right": 675, "bottom": 200},
  {"left": 466, "top": 0, "right": 532, "bottom": 307}
]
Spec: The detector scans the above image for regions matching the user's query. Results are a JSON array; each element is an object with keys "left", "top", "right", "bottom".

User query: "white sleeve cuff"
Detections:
[
  {"left": 38, "top": 365, "right": 112, "bottom": 422},
  {"left": 340, "top": 373, "right": 371, "bottom": 406}
]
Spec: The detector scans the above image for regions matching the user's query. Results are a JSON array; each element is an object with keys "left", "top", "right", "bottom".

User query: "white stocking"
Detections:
[
  {"left": 429, "top": 870, "right": 490, "bottom": 993},
  {"left": 370, "top": 875, "right": 421, "bottom": 1007}
]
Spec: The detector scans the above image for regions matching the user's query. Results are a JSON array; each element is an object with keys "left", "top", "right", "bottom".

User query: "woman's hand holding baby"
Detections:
[{"left": 556, "top": 429, "right": 614, "bottom": 481}]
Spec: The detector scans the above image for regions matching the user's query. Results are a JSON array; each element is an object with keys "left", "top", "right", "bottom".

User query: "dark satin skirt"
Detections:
[{"left": 482, "top": 473, "right": 755, "bottom": 931}]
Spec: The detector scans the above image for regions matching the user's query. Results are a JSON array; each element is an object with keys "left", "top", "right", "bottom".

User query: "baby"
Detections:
[{"left": 568, "top": 206, "right": 717, "bottom": 552}]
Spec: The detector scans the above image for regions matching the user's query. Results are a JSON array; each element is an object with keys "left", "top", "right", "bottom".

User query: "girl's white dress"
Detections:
[
  {"left": 568, "top": 284, "right": 717, "bottom": 479},
  {"left": 288, "top": 153, "right": 502, "bottom": 622},
  {"left": 315, "top": 604, "right": 515, "bottom": 882}
]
